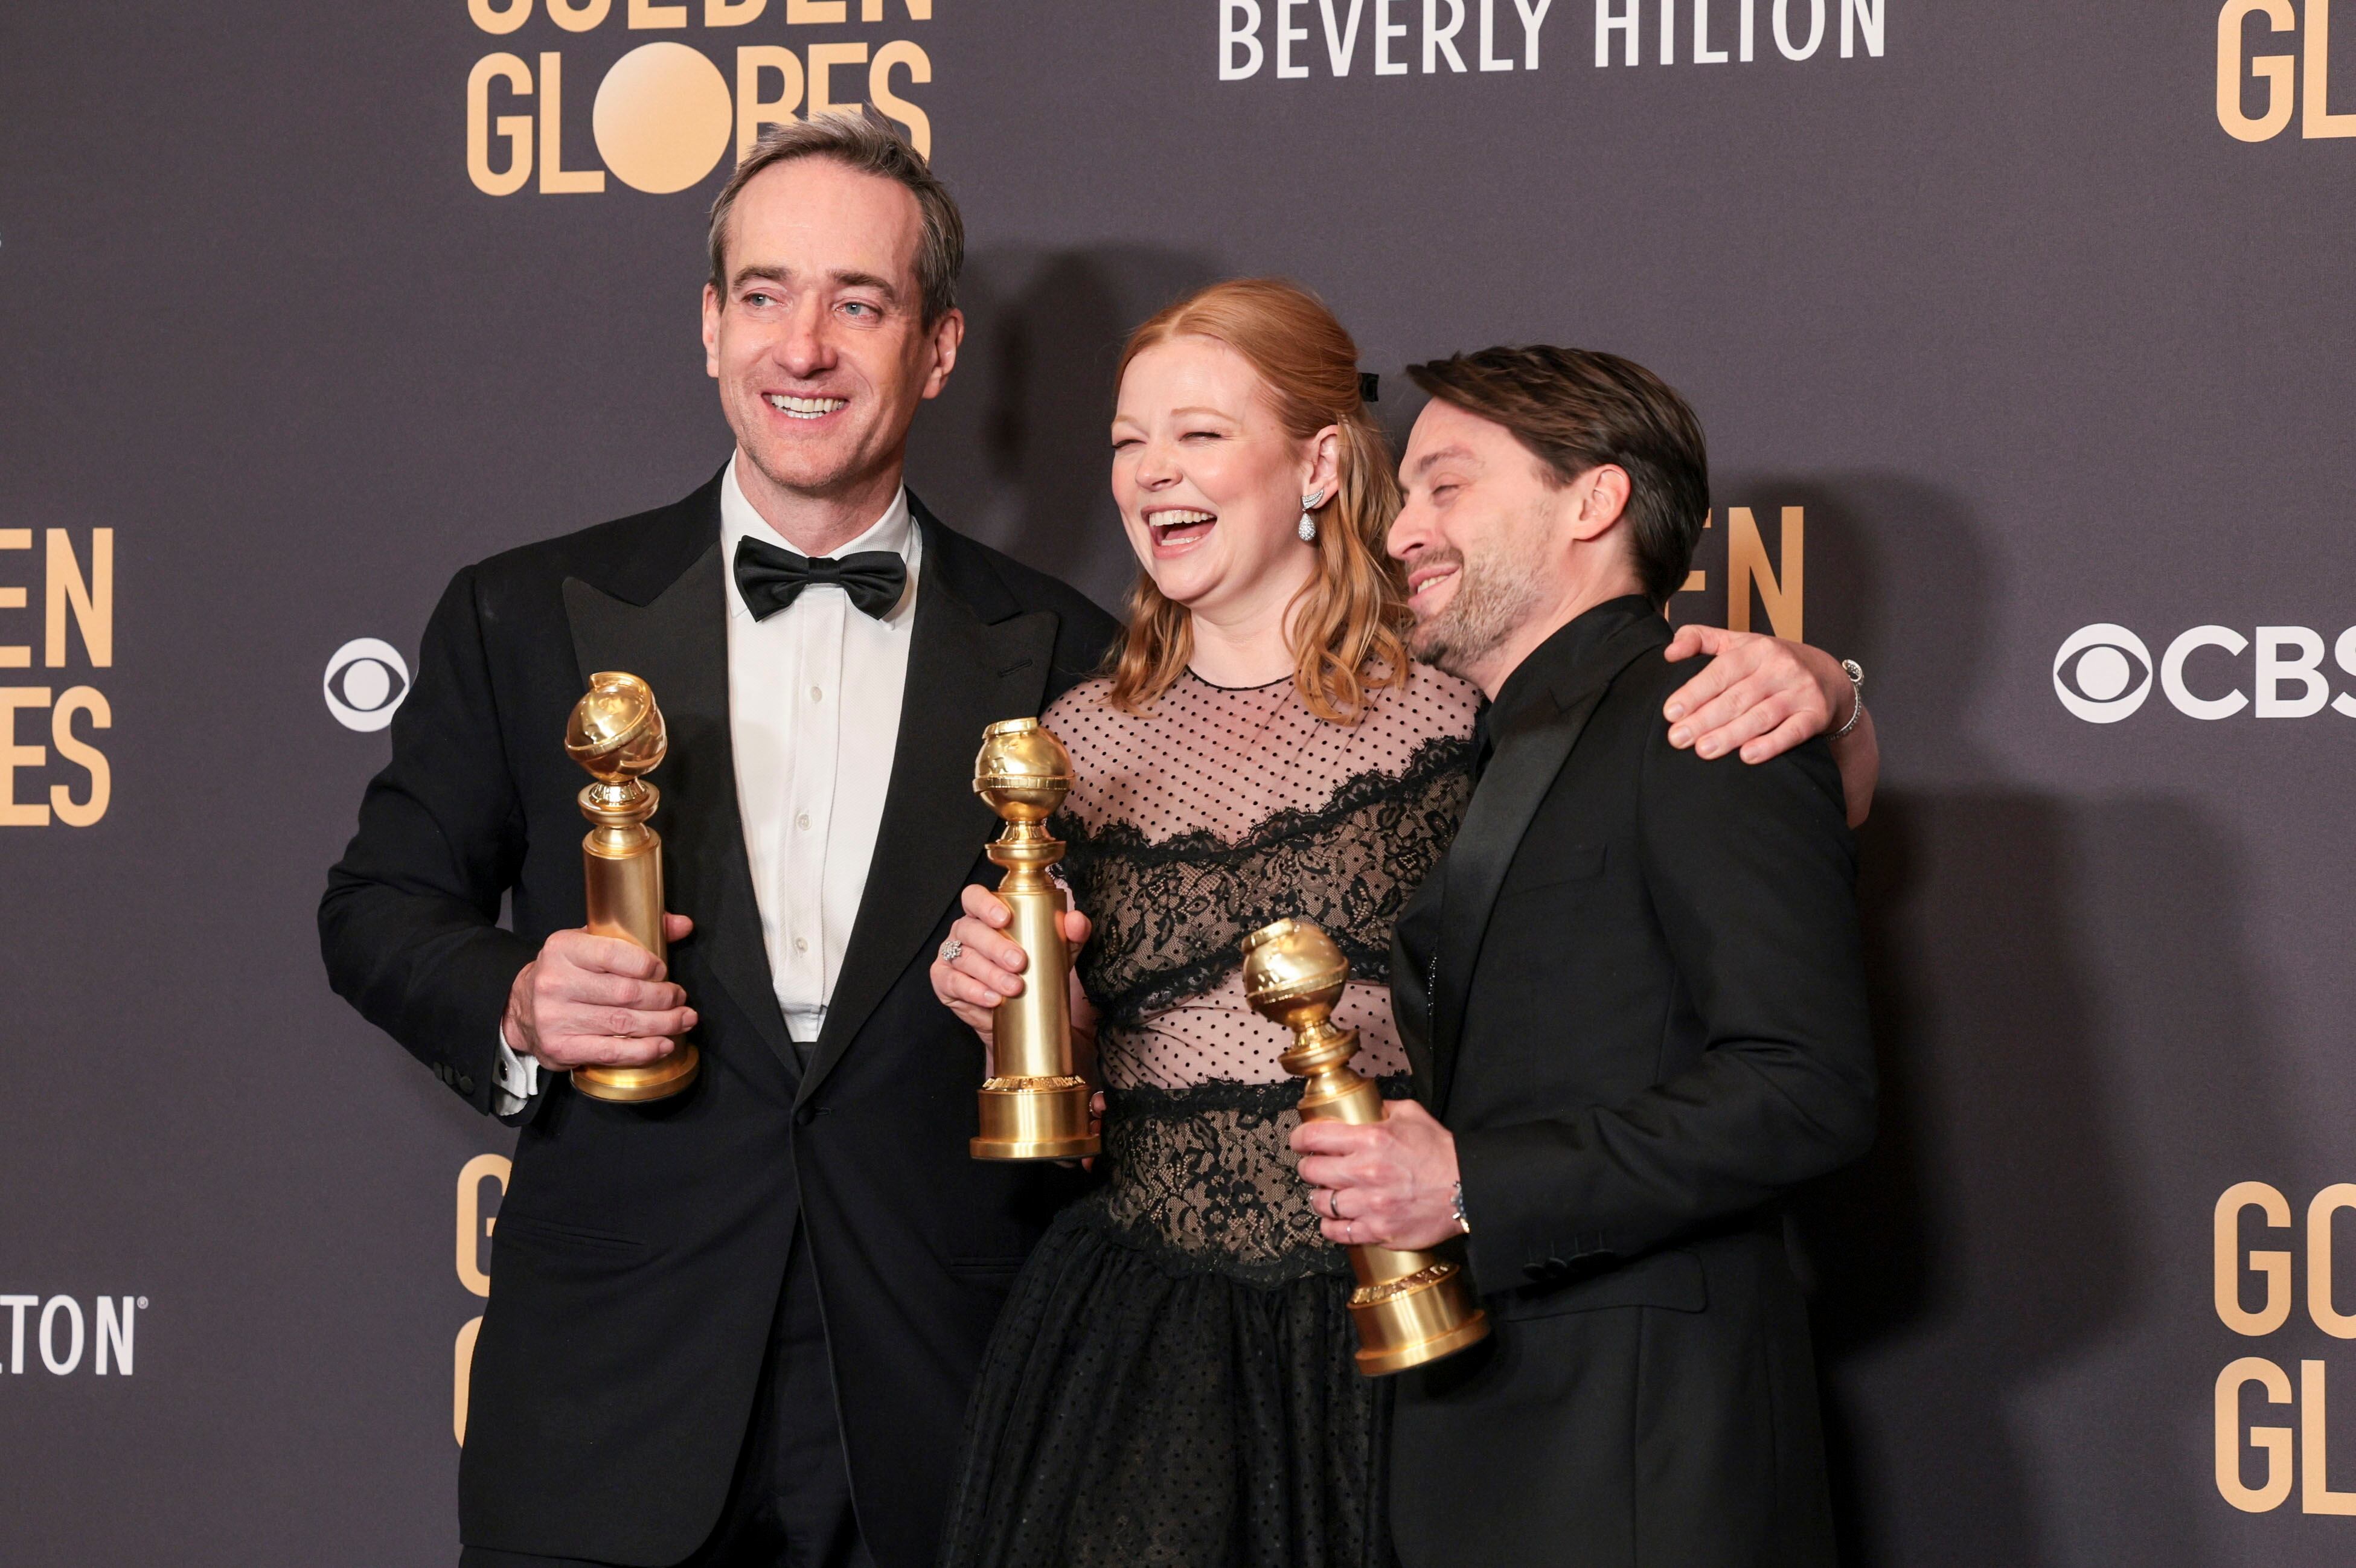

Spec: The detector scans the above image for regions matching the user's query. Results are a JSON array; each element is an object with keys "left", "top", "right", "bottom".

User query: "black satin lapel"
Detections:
[
  {"left": 562, "top": 549, "right": 796, "bottom": 1076},
  {"left": 796, "top": 581, "right": 1059, "bottom": 1104},
  {"left": 1427, "top": 619, "right": 1665, "bottom": 1112}
]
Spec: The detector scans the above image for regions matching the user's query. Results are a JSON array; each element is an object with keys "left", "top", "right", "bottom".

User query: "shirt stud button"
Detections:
[
  {"left": 809, "top": 685, "right": 823, "bottom": 702},
  {"left": 794, "top": 936, "right": 809, "bottom": 953},
  {"left": 796, "top": 813, "right": 811, "bottom": 830}
]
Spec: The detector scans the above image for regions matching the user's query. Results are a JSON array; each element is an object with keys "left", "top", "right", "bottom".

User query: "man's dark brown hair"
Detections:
[{"left": 1407, "top": 346, "right": 1710, "bottom": 608}]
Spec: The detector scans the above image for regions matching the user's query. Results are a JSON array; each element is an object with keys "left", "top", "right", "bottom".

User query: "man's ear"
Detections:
[
  {"left": 702, "top": 284, "right": 722, "bottom": 380},
  {"left": 1565, "top": 464, "right": 1633, "bottom": 542},
  {"left": 921, "top": 307, "right": 966, "bottom": 400}
]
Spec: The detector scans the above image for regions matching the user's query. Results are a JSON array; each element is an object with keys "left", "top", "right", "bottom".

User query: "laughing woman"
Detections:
[{"left": 927, "top": 279, "right": 1876, "bottom": 1568}]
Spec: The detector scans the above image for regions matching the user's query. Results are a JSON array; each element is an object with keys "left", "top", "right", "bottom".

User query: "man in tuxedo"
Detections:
[
  {"left": 1292, "top": 346, "right": 1875, "bottom": 1565},
  {"left": 319, "top": 118, "right": 1115, "bottom": 1568}
]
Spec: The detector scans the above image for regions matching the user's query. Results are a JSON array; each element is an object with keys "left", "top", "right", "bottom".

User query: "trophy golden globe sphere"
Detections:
[
  {"left": 566, "top": 671, "right": 667, "bottom": 784},
  {"left": 1241, "top": 915, "right": 1488, "bottom": 1375},
  {"left": 1240, "top": 917, "right": 1351, "bottom": 1036},
  {"left": 564, "top": 671, "right": 697, "bottom": 1104},
  {"left": 972, "top": 717, "right": 1070, "bottom": 821}
]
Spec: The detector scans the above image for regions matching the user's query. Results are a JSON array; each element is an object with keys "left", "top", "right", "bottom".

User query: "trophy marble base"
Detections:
[
  {"left": 574, "top": 1045, "right": 702, "bottom": 1104},
  {"left": 970, "top": 1074, "right": 1100, "bottom": 1160}
]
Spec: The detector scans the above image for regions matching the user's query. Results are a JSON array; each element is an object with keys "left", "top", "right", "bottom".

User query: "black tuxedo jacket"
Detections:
[
  {"left": 1388, "top": 598, "right": 1875, "bottom": 1568},
  {"left": 319, "top": 471, "right": 1118, "bottom": 1568}
]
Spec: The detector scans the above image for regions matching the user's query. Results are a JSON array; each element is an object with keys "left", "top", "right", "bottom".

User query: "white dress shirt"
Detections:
[{"left": 496, "top": 456, "right": 918, "bottom": 1107}]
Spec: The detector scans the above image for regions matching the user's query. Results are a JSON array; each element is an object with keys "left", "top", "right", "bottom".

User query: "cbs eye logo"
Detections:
[
  {"left": 324, "top": 638, "right": 412, "bottom": 732},
  {"left": 2052, "top": 624, "right": 2154, "bottom": 723}
]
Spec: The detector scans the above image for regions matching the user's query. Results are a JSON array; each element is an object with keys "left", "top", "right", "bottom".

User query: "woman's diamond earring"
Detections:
[{"left": 1298, "top": 490, "right": 1325, "bottom": 543}]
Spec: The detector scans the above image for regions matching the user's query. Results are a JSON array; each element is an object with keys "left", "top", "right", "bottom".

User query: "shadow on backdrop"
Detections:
[
  {"left": 908, "top": 246, "right": 1221, "bottom": 613},
  {"left": 1727, "top": 475, "right": 2290, "bottom": 1566}
]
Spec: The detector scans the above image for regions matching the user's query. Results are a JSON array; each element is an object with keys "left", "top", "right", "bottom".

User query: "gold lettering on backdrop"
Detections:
[
  {"left": 0, "top": 687, "right": 50, "bottom": 827},
  {"left": 46, "top": 529, "right": 111, "bottom": 669},
  {"left": 48, "top": 688, "right": 109, "bottom": 828},
  {"left": 455, "top": 1317, "right": 484, "bottom": 1445},
  {"left": 539, "top": 53, "right": 607, "bottom": 193},
  {"left": 455, "top": 1154, "right": 511, "bottom": 1445},
  {"left": 0, "top": 528, "right": 28, "bottom": 668},
  {"left": 737, "top": 46, "right": 807, "bottom": 159},
  {"left": 595, "top": 43, "right": 736, "bottom": 194},
  {"left": 2217, "top": 0, "right": 2356, "bottom": 140},
  {"left": 2306, "top": 1360, "right": 2356, "bottom": 1513},
  {"left": 2313, "top": 1184, "right": 2356, "bottom": 1337},
  {"left": 869, "top": 41, "right": 932, "bottom": 159},
  {"left": 469, "top": 54, "right": 535, "bottom": 196},
  {"left": 2220, "top": 0, "right": 2296, "bottom": 139},
  {"left": 1726, "top": 505, "right": 1802, "bottom": 640},
  {"left": 465, "top": 1, "right": 936, "bottom": 190},
  {"left": 2218, "top": 1180, "right": 2295, "bottom": 1336},
  {"left": 2209, "top": 1184, "right": 2356, "bottom": 1513},
  {"left": 2308, "top": 0, "right": 2356, "bottom": 136},
  {"left": 1669, "top": 507, "right": 1807, "bottom": 637},
  {"left": 548, "top": 0, "right": 614, "bottom": 31},
  {"left": 0, "top": 526, "right": 112, "bottom": 829},
  {"left": 2218, "top": 1357, "right": 2296, "bottom": 1512},
  {"left": 470, "top": 0, "right": 534, "bottom": 33}
]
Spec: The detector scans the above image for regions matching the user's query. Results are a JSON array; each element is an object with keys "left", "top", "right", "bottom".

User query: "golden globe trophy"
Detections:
[
  {"left": 1242, "top": 917, "right": 1488, "bottom": 1375},
  {"left": 563, "top": 671, "right": 699, "bottom": 1103},
  {"left": 968, "top": 718, "right": 1099, "bottom": 1161}
]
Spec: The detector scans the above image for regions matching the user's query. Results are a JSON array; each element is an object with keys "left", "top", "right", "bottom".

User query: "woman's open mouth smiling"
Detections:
[{"left": 1145, "top": 508, "right": 1218, "bottom": 554}]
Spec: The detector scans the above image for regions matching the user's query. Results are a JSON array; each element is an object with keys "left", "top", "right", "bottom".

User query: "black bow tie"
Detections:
[{"left": 734, "top": 536, "right": 908, "bottom": 621}]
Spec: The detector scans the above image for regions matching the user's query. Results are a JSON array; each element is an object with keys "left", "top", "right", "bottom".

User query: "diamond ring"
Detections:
[{"left": 940, "top": 938, "right": 963, "bottom": 965}]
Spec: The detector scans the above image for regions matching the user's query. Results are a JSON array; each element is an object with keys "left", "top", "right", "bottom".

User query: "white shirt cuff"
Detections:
[{"left": 493, "top": 1019, "right": 540, "bottom": 1115}]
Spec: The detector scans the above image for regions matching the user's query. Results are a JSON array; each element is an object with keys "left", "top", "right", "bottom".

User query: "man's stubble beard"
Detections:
[{"left": 1406, "top": 539, "right": 1549, "bottom": 683}]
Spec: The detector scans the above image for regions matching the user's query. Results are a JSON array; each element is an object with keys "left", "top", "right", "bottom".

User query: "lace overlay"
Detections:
[{"left": 1081, "top": 1077, "right": 1417, "bottom": 1286}]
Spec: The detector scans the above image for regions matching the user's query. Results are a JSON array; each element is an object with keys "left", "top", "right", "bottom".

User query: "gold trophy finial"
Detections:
[
  {"left": 565, "top": 672, "right": 698, "bottom": 1103},
  {"left": 968, "top": 718, "right": 1099, "bottom": 1161},
  {"left": 566, "top": 671, "right": 668, "bottom": 787},
  {"left": 1243, "top": 917, "right": 1487, "bottom": 1375}
]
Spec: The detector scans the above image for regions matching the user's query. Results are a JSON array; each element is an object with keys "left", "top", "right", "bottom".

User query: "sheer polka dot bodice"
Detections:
[{"left": 1045, "top": 666, "right": 1479, "bottom": 1093}]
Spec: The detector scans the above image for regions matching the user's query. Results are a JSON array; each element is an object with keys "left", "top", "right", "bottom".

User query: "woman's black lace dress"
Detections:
[{"left": 939, "top": 667, "right": 1479, "bottom": 1568}]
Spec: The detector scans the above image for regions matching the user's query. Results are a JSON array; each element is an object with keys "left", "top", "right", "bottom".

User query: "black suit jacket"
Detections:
[
  {"left": 318, "top": 471, "right": 1118, "bottom": 1568},
  {"left": 1388, "top": 598, "right": 1875, "bottom": 1568}
]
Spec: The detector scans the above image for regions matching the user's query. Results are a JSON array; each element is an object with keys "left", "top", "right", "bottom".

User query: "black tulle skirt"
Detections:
[{"left": 938, "top": 1201, "right": 1392, "bottom": 1568}]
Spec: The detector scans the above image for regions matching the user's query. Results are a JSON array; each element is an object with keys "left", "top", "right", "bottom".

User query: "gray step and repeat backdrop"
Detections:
[{"left": 4, "top": 2, "right": 2352, "bottom": 1563}]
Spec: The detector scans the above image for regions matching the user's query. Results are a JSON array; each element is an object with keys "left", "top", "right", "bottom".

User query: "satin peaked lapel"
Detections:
[
  {"left": 796, "top": 561, "right": 1058, "bottom": 1106},
  {"left": 1426, "top": 616, "right": 1668, "bottom": 1115},
  {"left": 563, "top": 548, "right": 796, "bottom": 1077}
]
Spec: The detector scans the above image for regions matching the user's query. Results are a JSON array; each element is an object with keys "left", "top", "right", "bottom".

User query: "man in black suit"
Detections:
[
  {"left": 1293, "top": 347, "right": 1875, "bottom": 1566},
  {"left": 319, "top": 118, "right": 1115, "bottom": 1568}
]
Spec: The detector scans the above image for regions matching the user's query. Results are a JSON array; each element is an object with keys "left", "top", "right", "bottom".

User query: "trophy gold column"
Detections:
[
  {"left": 968, "top": 718, "right": 1099, "bottom": 1160},
  {"left": 563, "top": 671, "right": 699, "bottom": 1103},
  {"left": 1243, "top": 917, "right": 1488, "bottom": 1375}
]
